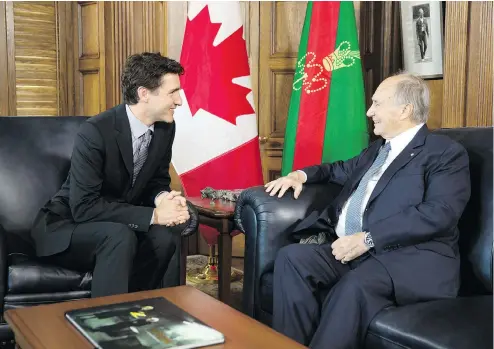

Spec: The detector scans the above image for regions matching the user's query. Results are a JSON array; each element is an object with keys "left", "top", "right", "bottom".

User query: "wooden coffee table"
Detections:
[{"left": 5, "top": 285, "right": 305, "bottom": 349}]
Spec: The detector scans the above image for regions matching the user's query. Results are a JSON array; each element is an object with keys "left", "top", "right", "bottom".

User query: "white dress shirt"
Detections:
[
  {"left": 126, "top": 104, "right": 154, "bottom": 153},
  {"left": 299, "top": 123, "right": 425, "bottom": 237}
]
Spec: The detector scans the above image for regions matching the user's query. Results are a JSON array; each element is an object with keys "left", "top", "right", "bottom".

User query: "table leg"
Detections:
[{"left": 218, "top": 218, "right": 233, "bottom": 304}]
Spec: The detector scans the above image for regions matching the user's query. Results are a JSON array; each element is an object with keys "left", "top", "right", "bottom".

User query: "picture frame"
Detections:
[{"left": 400, "top": 1, "right": 444, "bottom": 79}]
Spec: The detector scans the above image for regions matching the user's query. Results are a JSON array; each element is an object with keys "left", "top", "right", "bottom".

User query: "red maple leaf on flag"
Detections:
[{"left": 180, "top": 6, "right": 254, "bottom": 125}]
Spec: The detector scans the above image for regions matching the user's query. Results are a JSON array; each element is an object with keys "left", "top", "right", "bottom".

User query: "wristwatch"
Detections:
[{"left": 364, "top": 232, "right": 375, "bottom": 248}]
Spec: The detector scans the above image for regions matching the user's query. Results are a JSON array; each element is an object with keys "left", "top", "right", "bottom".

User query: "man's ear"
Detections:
[
  {"left": 137, "top": 86, "right": 148, "bottom": 103},
  {"left": 400, "top": 103, "right": 413, "bottom": 120}
]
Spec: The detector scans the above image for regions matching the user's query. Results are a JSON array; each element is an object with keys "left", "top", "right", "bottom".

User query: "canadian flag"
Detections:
[{"left": 172, "top": 2, "right": 263, "bottom": 201}]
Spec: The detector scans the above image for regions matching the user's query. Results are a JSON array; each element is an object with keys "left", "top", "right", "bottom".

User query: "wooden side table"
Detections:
[{"left": 187, "top": 197, "right": 237, "bottom": 305}]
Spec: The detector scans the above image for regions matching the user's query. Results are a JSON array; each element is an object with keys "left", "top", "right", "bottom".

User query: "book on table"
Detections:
[{"left": 65, "top": 297, "right": 225, "bottom": 349}]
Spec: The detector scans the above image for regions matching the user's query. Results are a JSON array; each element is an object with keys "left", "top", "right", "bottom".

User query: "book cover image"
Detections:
[{"left": 65, "top": 297, "right": 225, "bottom": 349}]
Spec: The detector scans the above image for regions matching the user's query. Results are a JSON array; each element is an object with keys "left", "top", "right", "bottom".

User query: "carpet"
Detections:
[{"left": 186, "top": 255, "right": 243, "bottom": 311}]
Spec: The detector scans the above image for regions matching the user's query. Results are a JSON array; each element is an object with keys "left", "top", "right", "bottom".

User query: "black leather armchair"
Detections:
[
  {"left": 0, "top": 116, "right": 198, "bottom": 347},
  {"left": 235, "top": 127, "right": 493, "bottom": 349}
]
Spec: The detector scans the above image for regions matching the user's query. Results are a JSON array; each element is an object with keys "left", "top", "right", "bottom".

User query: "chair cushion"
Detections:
[
  {"left": 7, "top": 253, "right": 91, "bottom": 294},
  {"left": 366, "top": 296, "right": 493, "bottom": 349}
]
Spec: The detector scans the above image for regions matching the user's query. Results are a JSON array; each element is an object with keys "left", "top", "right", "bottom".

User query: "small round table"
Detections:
[{"left": 187, "top": 197, "right": 238, "bottom": 305}]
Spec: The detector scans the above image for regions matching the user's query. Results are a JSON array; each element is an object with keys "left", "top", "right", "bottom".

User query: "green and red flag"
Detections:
[{"left": 281, "top": 1, "right": 368, "bottom": 176}]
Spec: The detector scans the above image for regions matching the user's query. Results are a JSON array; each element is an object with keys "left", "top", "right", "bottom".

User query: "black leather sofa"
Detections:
[
  {"left": 0, "top": 116, "right": 198, "bottom": 348},
  {"left": 235, "top": 127, "right": 493, "bottom": 349}
]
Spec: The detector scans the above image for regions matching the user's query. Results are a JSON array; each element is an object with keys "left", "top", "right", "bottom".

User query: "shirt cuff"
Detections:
[
  {"left": 150, "top": 211, "right": 155, "bottom": 225},
  {"left": 154, "top": 191, "right": 168, "bottom": 207},
  {"left": 296, "top": 170, "right": 308, "bottom": 182}
]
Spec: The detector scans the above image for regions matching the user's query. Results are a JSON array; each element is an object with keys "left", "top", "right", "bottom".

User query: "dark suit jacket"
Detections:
[
  {"left": 31, "top": 104, "right": 175, "bottom": 257},
  {"left": 295, "top": 125, "right": 471, "bottom": 304},
  {"left": 416, "top": 17, "right": 429, "bottom": 37}
]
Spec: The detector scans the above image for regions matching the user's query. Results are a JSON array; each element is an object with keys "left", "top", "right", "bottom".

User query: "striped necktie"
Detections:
[
  {"left": 344, "top": 142, "right": 391, "bottom": 235},
  {"left": 132, "top": 129, "right": 153, "bottom": 186}
]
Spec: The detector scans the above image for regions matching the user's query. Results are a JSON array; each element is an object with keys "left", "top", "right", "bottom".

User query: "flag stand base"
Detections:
[{"left": 186, "top": 244, "right": 243, "bottom": 285}]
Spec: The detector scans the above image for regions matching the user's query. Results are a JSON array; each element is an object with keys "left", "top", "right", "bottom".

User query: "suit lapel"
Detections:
[
  {"left": 365, "top": 125, "right": 428, "bottom": 207},
  {"left": 114, "top": 104, "right": 134, "bottom": 178}
]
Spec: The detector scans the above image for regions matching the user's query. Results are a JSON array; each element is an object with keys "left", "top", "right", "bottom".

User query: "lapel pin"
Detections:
[{"left": 410, "top": 153, "right": 415, "bottom": 157}]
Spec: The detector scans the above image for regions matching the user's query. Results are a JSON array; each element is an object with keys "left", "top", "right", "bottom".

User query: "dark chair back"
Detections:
[
  {"left": 433, "top": 127, "right": 493, "bottom": 295},
  {"left": 0, "top": 117, "right": 88, "bottom": 252}
]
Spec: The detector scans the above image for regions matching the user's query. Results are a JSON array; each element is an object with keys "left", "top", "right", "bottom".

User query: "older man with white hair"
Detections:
[{"left": 265, "top": 72, "right": 471, "bottom": 349}]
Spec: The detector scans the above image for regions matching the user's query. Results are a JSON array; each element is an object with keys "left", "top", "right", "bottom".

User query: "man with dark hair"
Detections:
[{"left": 31, "top": 52, "right": 190, "bottom": 297}]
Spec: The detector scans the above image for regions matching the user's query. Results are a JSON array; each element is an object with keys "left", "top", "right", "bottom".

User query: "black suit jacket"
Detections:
[
  {"left": 31, "top": 104, "right": 175, "bottom": 257},
  {"left": 295, "top": 125, "right": 471, "bottom": 304}
]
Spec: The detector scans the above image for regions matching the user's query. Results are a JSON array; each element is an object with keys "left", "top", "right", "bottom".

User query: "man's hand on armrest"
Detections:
[{"left": 264, "top": 170, "right": 306, "bottom": 199}]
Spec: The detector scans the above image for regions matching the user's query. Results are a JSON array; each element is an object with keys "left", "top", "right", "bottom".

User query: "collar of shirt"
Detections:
[
  {"left": 386, "top": 123, "right": 425, "bottom": 159},
  {"left": 125, "top": 104, "right": 154, "bottom": 140}
]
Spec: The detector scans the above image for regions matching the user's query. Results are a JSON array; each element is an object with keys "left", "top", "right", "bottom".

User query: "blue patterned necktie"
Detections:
[
  {"left": 132, "top": 130, "right": 153, "bottom": 186},
  {"left": 344, "top": 142, "right": 391, "bottom": 235}
]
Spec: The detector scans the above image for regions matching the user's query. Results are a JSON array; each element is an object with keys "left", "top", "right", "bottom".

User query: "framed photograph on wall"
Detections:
[{"left": 400, "top": 1, "right": 444, "bottom": 79}]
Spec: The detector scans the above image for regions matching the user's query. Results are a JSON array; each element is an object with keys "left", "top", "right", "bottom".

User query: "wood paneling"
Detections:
[
  {"left": 0, "top": 1, "right": 72, "bottom": 116},
  {"left": 442, "top": 2, "right": 469, "bottom": 127},
  {"left": 106, "top": 1, "right": 166, "bottom": 108},
  {"left": 11, "top": 2, "right": 58, "bottom": 116},
  {"left": 80, "top": 3, "right": 99, "bottom": 58},
  {"left": 0, "top": 2, "right": 9, "bottom": 116},
  {"left": 74, "top": 1, "right": 105, "bottom": 116},
  {"left": 74, "top": 1, "right": 167, "bottom": 115},
  {"left": 426, "top": 79, "right": 443, "bottom": 130},
  {"left": 273, "top": 2, "right": 306, "bottom": 57},
  {"left": 5, "top": 2, "right": 16, "bottom": 116},
  {"left": 273, "top": 71, "right": 293, "bottom": 136},
  {"left": 465, "top": 1, "right": 493, "bottom": 127},
  {"left": 82, "top": 71, "right": 100, "bottom": 116},
  {"left": 259, "top": 1, "right": 306, "bottom": 182},
  {"left": 57, "top": 2, "right": 75, "bottom": 116}
]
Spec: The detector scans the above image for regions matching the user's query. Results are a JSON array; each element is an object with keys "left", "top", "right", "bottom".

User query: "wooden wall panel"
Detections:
[
  {"left": 74, "top": 1, "right": 167, "bottom": 115},
  {"left": 57, "top": 2, "right": 75, "bottom": 116},
  {"left": 465, "top": 1, "right": 493, "bottom": 127},
  {"left": 80, "top": 3, "right": 99, "bottom": 58},
  {"left": 82, "top": 72, "right": 100, "bottom": 116},
  {"left": 0, "top": 1, "right": 72, "bottom": 116},
  {"left": 273, "top": 71, "right": 293, "bottom": 137},
  {"left": 74, "top": 1, "right": 105, "bottom": 116},
  {"left": 273, "top": 2, "right": 306, "bottom": 57},
  {"left": 259, "top": 1, "right": 306, "bottom": 181},
  {"left": 442, "top": 2, "right": 469, "bottom": 127},
  {"left": 426, "top": 79, "right": 443, "bottom": 130},
  {"left": 0, "top": 2, "right": 9, "bottom": 116},
  {"left": 107, "top": 1, "right": 166, "bottom": 108},
  {"left": 11, "top": 2, "right": 59, "bottom": 116},
  {"left": 5, "top": 2, "right": 16, "bottom": 116}
]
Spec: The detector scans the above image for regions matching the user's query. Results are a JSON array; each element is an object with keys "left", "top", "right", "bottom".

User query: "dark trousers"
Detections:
[
  {"left": 272, "top": 243, "right": 394, "bottom": 349},
  {"left": 418, "top": 33, "right": 427, "bottom": 59},
  {"left": 43, "top": 222, "right": 184, "bottom": 297}
]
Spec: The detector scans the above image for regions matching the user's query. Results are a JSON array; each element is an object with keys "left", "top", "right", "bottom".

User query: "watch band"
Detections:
[{"left": 364, "top": 232, "right": 375, "bottom": 248}]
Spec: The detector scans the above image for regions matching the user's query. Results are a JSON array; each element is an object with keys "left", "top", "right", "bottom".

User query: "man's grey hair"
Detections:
[{"left": 392, "top": 71, "right": 430, "bottom": 123}]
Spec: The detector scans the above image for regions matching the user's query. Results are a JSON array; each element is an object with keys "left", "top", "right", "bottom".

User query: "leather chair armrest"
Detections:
[
  {"left": 0, "top": 224, "right": 7, "bottom": 315},
  {"left": 181, "top": 201, "right": 199, "bottom": 237},
  {"left": 234, "top": 183, "right": 342, "bottom": 316}
]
